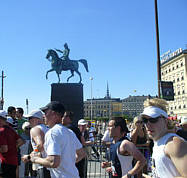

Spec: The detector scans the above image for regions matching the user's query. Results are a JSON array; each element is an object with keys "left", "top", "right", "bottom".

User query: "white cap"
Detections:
[
  {"left": 7, "top": 117, "right": 14, "bottom": 125},
  {"left": 78, "top": 119, "right": 87, "bottom": 125},
  {"left": 22, "top": 121, "right": 30, "bottom": 130},
  {"left": 141, "top": 106, "right": 168, "bottom": 118},
  {"left": 25, "top": 110, "right": 43, "bottom": 120},
  {"left": 0, "top": 110, "right": 7, "bottom": 119},
  {"left": 180, "top": 117, "right": 187, "bottom": 125}
]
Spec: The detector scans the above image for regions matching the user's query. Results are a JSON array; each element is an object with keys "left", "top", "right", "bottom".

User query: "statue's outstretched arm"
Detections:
[{"left": 55, "top": 49, "right": 63, "bottom": 53}]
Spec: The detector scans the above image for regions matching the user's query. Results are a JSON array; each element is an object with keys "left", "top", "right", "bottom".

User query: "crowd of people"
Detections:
[{"left": 0, "top": 98, "right": 186, "bottom": 178}]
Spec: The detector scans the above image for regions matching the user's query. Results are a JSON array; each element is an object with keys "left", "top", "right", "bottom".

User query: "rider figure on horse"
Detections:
[{"left": 55, "top": 43, "right": 70, "bottom": 60}]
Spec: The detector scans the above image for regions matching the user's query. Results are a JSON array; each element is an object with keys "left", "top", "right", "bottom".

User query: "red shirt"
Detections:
[{"left": 0, "top": 125, "right": 20, "bottom": 165}]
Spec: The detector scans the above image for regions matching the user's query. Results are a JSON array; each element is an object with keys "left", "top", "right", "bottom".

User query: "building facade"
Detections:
[
  {"left": 122, "top": 95, "right": 151, "bottom": 118},
  {"left": 84, "top": 97, "right": 122, "bottom": 119},
  {"left": 84, "top": 83, "right": 122, "bottom": 119},
  {"left": 161, "top": 48, "right": 187, "bottom": 117}
]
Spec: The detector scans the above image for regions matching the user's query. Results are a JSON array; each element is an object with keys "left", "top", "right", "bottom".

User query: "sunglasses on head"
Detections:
[{"left": 141, "top": 116, "right": 160, "bottom": 124}]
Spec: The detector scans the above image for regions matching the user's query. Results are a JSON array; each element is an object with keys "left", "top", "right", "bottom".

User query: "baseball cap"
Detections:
[
  {"left": 78, "top": 119, "right": 87, "bottom": 125},
  {"left": 180, "top": 117, "right": 187, "bottom": 125},
  {"left": 40, "top": 101, "right": 65, "bottom": 115},
  {"left": 0, "top": 110, "right": 7, "bottom": 119},
  {"left": 25, "top": 110, "right": 44, "bottom": 120},
  {"left": 140, "top": 106, "right": 168, "bottom": 119}
]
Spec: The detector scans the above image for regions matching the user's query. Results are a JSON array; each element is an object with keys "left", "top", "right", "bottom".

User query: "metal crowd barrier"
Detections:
[{"left": 83, "top": 137, "right": 152, "bottom": 178}]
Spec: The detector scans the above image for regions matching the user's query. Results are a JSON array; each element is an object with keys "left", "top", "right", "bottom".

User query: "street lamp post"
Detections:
[
  {"left": 90, "top": 77, "right": 93, "bottom": 121},
  {"left": 154, "top": 0, "right": 161, "bottom": 98},
  {"left": 0, "top": 71, "right": 6, "bottom": 110}
]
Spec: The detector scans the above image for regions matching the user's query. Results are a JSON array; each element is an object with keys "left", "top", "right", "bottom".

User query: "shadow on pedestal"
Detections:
[{"left": 51, "top": 83, "right": 83, "bottom": 125}]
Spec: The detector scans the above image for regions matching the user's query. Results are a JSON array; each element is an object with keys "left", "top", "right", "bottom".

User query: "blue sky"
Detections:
[{"left": 0, "top": 0, "right": 187, "bottom": 113}]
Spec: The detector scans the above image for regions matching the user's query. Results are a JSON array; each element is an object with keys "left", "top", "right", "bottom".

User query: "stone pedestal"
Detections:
[{"left": 51, "top": 83, "right": 83, "bottom": 125}]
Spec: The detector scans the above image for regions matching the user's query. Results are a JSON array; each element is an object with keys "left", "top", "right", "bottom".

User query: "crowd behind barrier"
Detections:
[{"left": 0, "top": 104, "right": 186, "bottom": 178}]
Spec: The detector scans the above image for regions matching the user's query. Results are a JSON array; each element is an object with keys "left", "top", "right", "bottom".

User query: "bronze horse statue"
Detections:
[{"left": 46, "top": 49, "right": 89, "bottom": 83}]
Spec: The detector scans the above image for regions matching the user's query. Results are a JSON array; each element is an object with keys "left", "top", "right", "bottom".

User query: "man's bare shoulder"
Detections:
[
  {"left": 165, "top": 136, "right": 187, "bottom": 157},
  {"left": 30, "top": 126, "right": 43, "bottom": 136}
]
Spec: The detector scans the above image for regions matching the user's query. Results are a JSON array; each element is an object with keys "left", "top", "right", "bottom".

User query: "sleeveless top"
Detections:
[
  {"left": 31, "top": 124, "right": 49, "bottom": 169},
  {"left": 117, "top": 149, "right": 133, "bottom": 177},
  {"left": 110, "top": 136, "right": 133, "bottom": 178},
  {"left": 152, "top": 133, "right": 182, "bottom": 178}
]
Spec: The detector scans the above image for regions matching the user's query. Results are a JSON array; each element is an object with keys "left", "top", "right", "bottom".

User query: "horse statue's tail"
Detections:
[{"left": 78, "top": 59, "right": 89, "bottom": 72}]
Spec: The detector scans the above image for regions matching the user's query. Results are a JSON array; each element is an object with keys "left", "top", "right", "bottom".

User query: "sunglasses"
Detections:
[{"left": 142, "top": 117, "right": 160, "bottom": 124}]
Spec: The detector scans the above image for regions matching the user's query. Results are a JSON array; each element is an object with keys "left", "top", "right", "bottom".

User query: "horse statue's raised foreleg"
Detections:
[
  {"left": 46, "top": 69, "right": 55, "bottom": 80},
  {"left": 67, "top": 70, "right": 74, "bottom": 83}
]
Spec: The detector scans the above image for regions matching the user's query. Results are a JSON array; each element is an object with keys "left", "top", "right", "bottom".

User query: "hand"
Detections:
[
  {"left": 122, "top": 175, "right": 128, "bottom": 178},
  {"left": 101, "top": 161, "right": 111, "bottom": 168},
  {"left": 106, "top": 167, "right": 112, "bottom": 173},
  {"left": 21, "top": 155, "right": 30, "bottom": 163},
  {"left": 142, "top": 173, "right": 152, "bottom": 178}
]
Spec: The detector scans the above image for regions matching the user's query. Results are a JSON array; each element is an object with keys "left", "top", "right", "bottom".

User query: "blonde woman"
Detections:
[
  {"left": 131, "top": 117, "right": 149, "bottom": 146},
  {"left": 141, "top": 98, "right": 187, "bottom": 178}
]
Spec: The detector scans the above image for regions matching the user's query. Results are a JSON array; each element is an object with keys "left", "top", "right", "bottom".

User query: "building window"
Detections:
[
  {"left": 179, "top": 105, "right": 181, "bottom": 109},
  {"left": 178, "top": 91, "right": 180, "bottom": 95},
  {"left": 169, "top": 69, "right": 171, "bottom": 72},
  {"left": 182, "top": 90, "right": 185, "bottom": 94},
  {"left": 181, "top": 62, "right": 183, "bottom": 66},
  {"left": 175, "top": 106, "right": 177, "bottom": 109},
  {"left": 177, "top": 78, "right": 179, "bottom": 82},
  {"left": 176, "top": 65, "right": 179, "bottom": 68},
  {"left": 173, "top": 79, "right": 175, "bottom": 83},
  {"left": 173, "top": 67, "right": 175, "bottom": 70},
  {"left": 181, "top": 76, "right": 184, "bottom": 80},
  {"left": 184, "top": 105, "right": 186, "bottom": 108}
]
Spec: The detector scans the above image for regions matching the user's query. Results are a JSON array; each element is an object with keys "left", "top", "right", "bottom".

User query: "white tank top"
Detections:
[
  {"left": 117, "top": 148, "right": 134, "bottom": 177},
  {"left": 31, "top": 124, "right": 49, "bottom": 169},
  {"left": 152, "top": 133, "right": 182, "bottom": 178}
]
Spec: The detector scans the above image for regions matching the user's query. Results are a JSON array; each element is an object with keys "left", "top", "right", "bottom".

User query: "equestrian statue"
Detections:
[{"left": 46, "top": 43, "right": 89, "bottom": 83}]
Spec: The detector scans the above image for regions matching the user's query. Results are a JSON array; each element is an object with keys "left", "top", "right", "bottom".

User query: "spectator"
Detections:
[
  {"left": 131, "top": 116, "right": 150, "bottom": 176},
  {"left": 7, "top": 106, "right": 17, "bottom": 131},
  {"left": 131, "top": 116, "right": 149, "bottom": 146},
  {"left": 19, "top": 122, "right": 31, "bottom": 178},
  {"left": 62, "top": 111, "right": 87, "bottom": 178},
  {"left": 102, "top": 129, "right": 113, "bottom": 147},
  {"left": 87, "top": 121, "right": 100, "bottom": 159},
  {"left": 176, "top": 117, "right": 187, "bottom": 140},
  {"left": 101, "top": 117, "right": 146, "bottom": 177},
  {"left": 16, "top": 107, "right": 27, "bottom": 136},
  {"left": 22, "top": 110, "right": 50, "bottom": 178},
  {"left": 24, "top": 101, "right": 86, "bottom": 178},
  {"left": 141, "top": 98, "right": 187, "bottom": 178},
  {"left": 78, "top": 119, "right": 93, "bottom": 160},
  {"left": 0, "top": 110, "right": 25, "bottom": 178}
]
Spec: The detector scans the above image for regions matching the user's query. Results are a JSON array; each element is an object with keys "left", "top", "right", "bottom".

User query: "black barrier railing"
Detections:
[{"left": 84, "top": 140, "right": 152, "bottom": 178}]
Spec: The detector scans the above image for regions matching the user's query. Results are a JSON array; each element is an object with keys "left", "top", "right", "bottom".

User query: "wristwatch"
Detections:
[
  {"left": 27, "top": 155, "right": 31, "bottom": 160},
  {"left": 127, "top": 173, "right": 132, "bottom": 178}
]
